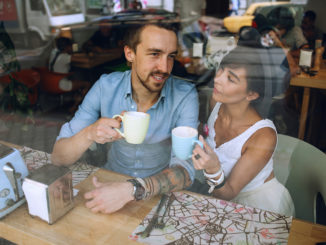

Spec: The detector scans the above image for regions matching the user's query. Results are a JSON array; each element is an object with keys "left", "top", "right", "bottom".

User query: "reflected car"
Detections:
[
  {"left": 90, "top": 8, "right": 179, "bottom": 24},
  {"left": 223, "top": 1, "right": 290, "bottom": 33},
  {"left": 70, "top": 8, "right": 180, "bottom": 52}
]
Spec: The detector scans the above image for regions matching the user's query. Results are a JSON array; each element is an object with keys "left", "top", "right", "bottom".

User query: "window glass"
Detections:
[
  {"left": 30, "top": 0, "right": 44, "bottom": 11},
  {"left": 46, "top": 0, "right": 82, "bottom": 16}
]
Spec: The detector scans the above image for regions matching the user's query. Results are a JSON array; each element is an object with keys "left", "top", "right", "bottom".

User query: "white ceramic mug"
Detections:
[
  {"left": 172, "top": 126, "right": 203, "bottom": 160},
  {"left": 113, "top": 111, "right": 150, "bottom": 144}
]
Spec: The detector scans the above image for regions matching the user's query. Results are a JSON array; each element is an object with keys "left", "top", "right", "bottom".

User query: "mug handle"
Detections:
[
  {"left": 112, "top": 114, "right": 125, "bottom": 137},
  {"left": 193, "top": 139, "right": 203, "bottom": 149},
  {"left": 188, "top": 139, "right": 204, "bottom": 158}
]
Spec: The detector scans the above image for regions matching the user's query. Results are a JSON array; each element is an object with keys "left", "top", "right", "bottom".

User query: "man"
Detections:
[
  {"left": 301, "top": 10, "right": 323, "bottom": 49},
  {"left": 271, "top": 7, "right": 308, "bottom": 58},
  {"left": 51, "top": 23, "right": 199, "bottom": 214},
  {"left": 82, "top": 19, "right": 122, "bottom": 53}
]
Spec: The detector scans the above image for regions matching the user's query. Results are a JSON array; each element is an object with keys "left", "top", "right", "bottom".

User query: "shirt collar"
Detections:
[{"left": 123, "top": 71, "right": 170, "bottom": 106}]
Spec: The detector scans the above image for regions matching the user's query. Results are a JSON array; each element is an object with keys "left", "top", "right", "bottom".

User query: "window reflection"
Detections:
[{"left": 46, "top": 0, "right": 82, "bottom": 16}]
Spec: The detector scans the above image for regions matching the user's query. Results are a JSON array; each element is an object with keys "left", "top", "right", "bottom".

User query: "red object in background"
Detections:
[
  {"left": 33, "top": 67, "right": 72, "bottom": 94},
  {"left": 0, "top": 69, "right": 40, "bottom": 105},
  {"left": 0, "top": 0, "right": 18, "bottom": 21},
  {"left": 252, "top": 20, "right": 257, "bottom": 29}
]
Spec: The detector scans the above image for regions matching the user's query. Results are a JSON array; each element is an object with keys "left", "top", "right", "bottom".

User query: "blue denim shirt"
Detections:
[{"left": 57, "top": 71, "right": 199, "bottom": 181}]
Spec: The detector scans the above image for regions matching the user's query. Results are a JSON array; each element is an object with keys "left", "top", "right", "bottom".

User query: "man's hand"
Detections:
[
  {"left": 84, "top": 176, "right": 135, "bottom": 214},
  {"left": 268, "top": 30, "right": 284, "bottom": 48},
  {"left": 87, "top": 117, "right": 123, "bottom": 144}
]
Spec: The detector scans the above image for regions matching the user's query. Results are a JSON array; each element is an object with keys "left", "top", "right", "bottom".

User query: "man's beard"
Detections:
[{"left": 137, "top": 70, "right": 170, "bottom": 93}]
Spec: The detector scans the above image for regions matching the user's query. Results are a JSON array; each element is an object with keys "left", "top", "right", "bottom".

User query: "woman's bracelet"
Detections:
[
  {"left": 203, "top": 167, "right": 223, "bottom": 179},
  {"left": 206, "top": 171, "right": 225, "bottom": 194}
]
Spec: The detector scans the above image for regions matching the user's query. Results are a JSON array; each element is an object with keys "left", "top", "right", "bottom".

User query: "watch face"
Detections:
[
  {"left": 134, "top": 186, "right": 145, "bottom": 201},
  {"left": 127, "top": 179, "right": 145, "bottom": 201}
]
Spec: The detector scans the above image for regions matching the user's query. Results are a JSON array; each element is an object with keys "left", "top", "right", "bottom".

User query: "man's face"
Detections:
[
  {"left": 126, "top": 25, "right": 178, "bottom": 93},
  {"left": 301, "top": 17, "right": 313, "bottom": 30},
  {"left": 99, "top": 21, "right": 111, "bottom": 36}
]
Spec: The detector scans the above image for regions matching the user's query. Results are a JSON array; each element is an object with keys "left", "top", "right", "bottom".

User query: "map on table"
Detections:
[
  {"left": 20, "top": 146, "right": 99, "bottom": 186},
  {"left": 130, "top": 192, "right": 292, "bottom": 244}
]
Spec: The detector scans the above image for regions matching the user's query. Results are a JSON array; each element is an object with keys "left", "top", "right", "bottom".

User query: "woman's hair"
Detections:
[
  {"left": 220, "top": 45, "right": 282, "bottom": 117},
  {"left": 123, "top": 23, "right": 179, "bottom": 52}
]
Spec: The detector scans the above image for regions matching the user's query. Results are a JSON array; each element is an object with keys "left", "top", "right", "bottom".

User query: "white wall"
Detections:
[
  {"left": 146, "top": 0, "right": 163, "bottom": 8},
  {"left": 146, "top": 0, "right": 174, "bottom": 11}
]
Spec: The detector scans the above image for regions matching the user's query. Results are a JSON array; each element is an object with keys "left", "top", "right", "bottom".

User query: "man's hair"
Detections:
[
  {"left": 123, "top": 23, "right": 179, "bottom": 52},
  {"left": 55, "top": 37, "right": 72, "bottom": 51},
  {"left": 304, "top": 10, "right": 316, "bottom": 22}
]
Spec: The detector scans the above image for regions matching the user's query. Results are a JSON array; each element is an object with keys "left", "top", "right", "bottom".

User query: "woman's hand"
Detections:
[{"left": 192, "top": 135, "right": 221, "bottom": 174}]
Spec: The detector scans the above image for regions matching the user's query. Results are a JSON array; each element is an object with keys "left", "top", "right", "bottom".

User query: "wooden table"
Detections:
[
  {"left": 290, "top": 60, "right": 326, "bottom": 139},
  {"left": 1, "top": 166, "right": 326, "bottom": 244},
  {"left": 71, "top": 48, "right": 123, "bottom": 69},
  {"left": 0, "top": 168, "right": 159, "bottom": 245}
]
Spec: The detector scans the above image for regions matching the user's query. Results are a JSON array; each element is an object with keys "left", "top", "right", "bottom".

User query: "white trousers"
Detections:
[{"left": 232, "top": 178, "right": 295, "bottom": 217}]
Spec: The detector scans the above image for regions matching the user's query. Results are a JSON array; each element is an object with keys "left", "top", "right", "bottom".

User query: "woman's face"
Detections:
[{"left": 212, "top": 66, "right": 253, "bottom": 104}]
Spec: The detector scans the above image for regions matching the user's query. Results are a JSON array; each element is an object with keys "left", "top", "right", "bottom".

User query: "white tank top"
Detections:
[{"left": 206, "top": 103, "right": 276, "bottom": 192}]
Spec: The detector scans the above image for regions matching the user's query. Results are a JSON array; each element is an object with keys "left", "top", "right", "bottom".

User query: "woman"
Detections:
[{"left": 192, "top": 46, "right": 295, "bottom": 216}]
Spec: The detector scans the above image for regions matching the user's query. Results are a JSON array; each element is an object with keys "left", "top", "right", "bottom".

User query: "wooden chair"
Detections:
[{"left": 273, "top": 134, "right": 326, "bottom": 223}]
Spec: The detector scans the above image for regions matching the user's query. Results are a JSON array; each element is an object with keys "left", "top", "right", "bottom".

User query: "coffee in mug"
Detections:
[
  {"left": 113, "top": 111, "right": 150, "bottom": 144},
  {"left": 172, "top": 126, "right": 203, "bottom": 160}
]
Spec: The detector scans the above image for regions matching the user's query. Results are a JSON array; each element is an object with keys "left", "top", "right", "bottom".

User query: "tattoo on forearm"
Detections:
[{"left": 142, "top": 166, "right": 191, "bottom": 199}]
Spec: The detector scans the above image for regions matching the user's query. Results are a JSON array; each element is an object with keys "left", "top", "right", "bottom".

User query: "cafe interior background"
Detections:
[{"left": 0, "top": 0, "right": 326, "bottom": 243}]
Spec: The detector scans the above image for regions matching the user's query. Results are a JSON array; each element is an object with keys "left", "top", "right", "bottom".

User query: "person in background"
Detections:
[
  {"left": 229, "top": 0, "right": 240, "bottom": 16},
  {"left": 82, "top": 19, "right": 122, "bottom": 54},
  {"left": 129, "top": 0, "right": 142, "bottom": 10},
  {"left": 301, "top": 10, "right": 323, "bottom": 49},
  {"left": 51, "top": 23, "right": 199, "bottom": 214},
  {"left": 49, "top": 37, "right": 90, "bottom": 112},
  {"left": 270, "top": 7, "right": 309, "bottom": 59},
  {"left": 252, "top": 14, "right": 299, "bottom": 76},
  {"left": 191, "top": 46, "right": 295, "bottom": 216}
]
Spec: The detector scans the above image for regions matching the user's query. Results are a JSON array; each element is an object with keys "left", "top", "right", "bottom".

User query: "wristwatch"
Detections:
[{"left": 127, "top": 179, "right": 145, "bottom": 201}]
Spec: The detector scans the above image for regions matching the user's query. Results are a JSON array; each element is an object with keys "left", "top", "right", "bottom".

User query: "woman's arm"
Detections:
[{"left": 192, "top": 127, "right": 276, "bottom": 200}]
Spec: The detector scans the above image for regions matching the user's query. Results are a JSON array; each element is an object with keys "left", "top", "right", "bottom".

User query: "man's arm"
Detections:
[
  {"left": 84, "top": 166, "right": 192, "bottom": 214},
  {"left": 52, "top": 117, "right": 122, "bottom": 166},
  {"left": 141, "top": 165, "right": 192, "bottom": 198}
]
